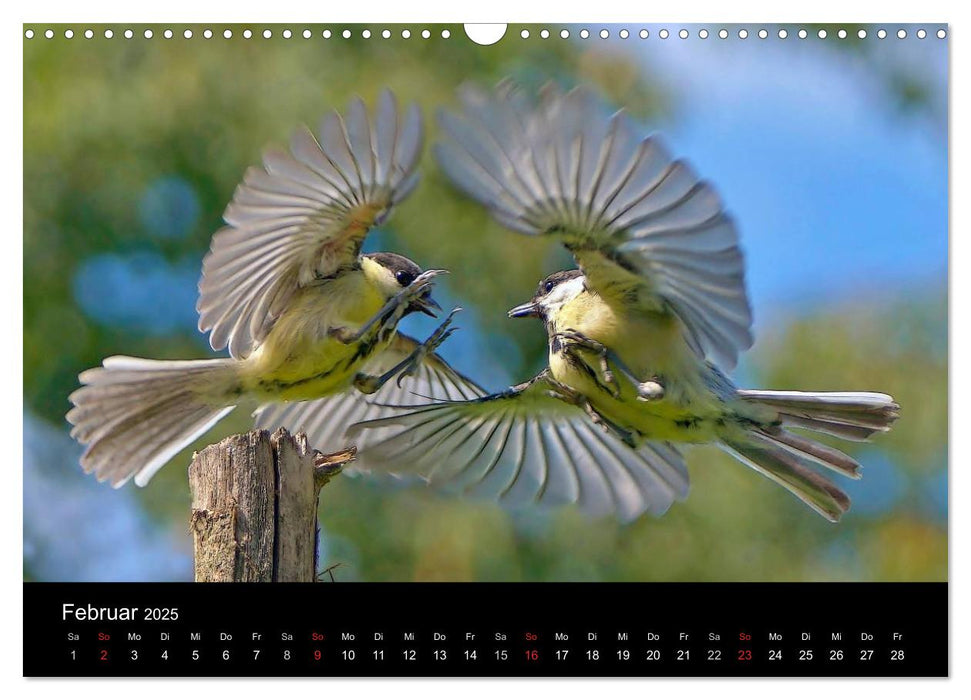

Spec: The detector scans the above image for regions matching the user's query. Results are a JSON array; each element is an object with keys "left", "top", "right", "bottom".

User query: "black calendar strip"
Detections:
[{"left": 24, "top": 582, "right": 947, "bottom": 677}]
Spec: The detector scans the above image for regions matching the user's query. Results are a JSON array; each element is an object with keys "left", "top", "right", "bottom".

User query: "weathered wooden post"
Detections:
[{"left": 187, "top": 428, "right": 353, "bottom": 582}]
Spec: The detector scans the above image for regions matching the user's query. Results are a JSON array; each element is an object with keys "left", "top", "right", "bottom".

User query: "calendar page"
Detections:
[{"left": 22, "top": 22, "right": 948, "bottom": 678}]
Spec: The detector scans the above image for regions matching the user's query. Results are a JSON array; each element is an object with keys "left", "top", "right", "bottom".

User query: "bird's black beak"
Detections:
[
  {"left": 410, "top": 292, "right": 442, "bottom": 318},
  {"left": 508, "top": 300, "right": 541, "bottom": 319}
]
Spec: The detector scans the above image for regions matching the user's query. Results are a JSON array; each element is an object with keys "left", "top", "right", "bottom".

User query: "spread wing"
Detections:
[
  {"left": 253, "top": 333, "right": 485, "bottom": 455},
  {"left": 198, "top": 90, "right": 423, "bottom": 359},
  {"left": 435, "top": 82, "right": 752, "bottom": 369},
  {"left": 346, "top": 372, "right": 689, "bottom": 522}
]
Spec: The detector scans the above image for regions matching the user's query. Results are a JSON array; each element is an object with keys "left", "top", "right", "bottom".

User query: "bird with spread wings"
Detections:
[
  {"left": 68, "top": 90, "right": 482, "bottom": 488},
  {"left": 348, "top": 83, "right": 899, "bottom": 523}
]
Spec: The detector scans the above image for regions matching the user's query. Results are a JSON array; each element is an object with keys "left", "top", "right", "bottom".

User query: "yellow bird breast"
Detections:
[
  {"left": 548, "top": 290, "right": 719, "bottom": 443},
  {"left": 240, "top": 271, "right": 392, "bottom": 401},
  {"left": 550, "top": 291, "right": 685, "bottom": 381}
]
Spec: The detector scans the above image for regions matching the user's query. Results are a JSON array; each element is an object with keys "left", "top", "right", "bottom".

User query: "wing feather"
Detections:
[
  {"left": 347, "top": 373, "right": 689, "bottom": 521},
  {"left": 436, "top": 82, "right": 752, "bottom": 369},
  {"left": 253, "top": 333, "right": 484, "bottom": 455},
  {"left": 472, "top": 414, "right": 523, "bottom": 501},
  {"left": 198, "top": 90, "right": 424, "bottom": 359},
  {"left": 535, "top": 419, "right": 580, "bottom": 506}
]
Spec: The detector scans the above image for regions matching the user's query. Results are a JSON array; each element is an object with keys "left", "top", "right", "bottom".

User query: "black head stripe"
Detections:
[
  {"left": 537, "top": 268, "right": 583, "bottom": 296},
  {"left": 365, "top": 252, "right": 423, "bottom": 286}
]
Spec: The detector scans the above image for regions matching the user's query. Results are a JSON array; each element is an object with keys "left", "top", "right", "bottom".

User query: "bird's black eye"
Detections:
[
  {"left": 395, "top": 270, "right": 415, "bottom": 287},
  {"left": 543, "top": 280, "right": 555, "bottom": 294}
]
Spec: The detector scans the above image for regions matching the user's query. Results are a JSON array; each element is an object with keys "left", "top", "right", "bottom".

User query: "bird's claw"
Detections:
[
  {"left": 400, "top": 269, "right": 447, "bottom": 303},
  {"left": 394, "top": 307, "right": 462, "bottom": 388},
  {"left": 601, "top": 368, "right": 622, "bottom": 399},
  {"left": 555, "top": 329, "right": 622, "bottom": 398}
]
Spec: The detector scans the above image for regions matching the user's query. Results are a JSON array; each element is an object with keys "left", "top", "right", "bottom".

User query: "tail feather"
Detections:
[
  {"left": 725, "top": 389, "right": 899, "bottom": 520},
  {"left": 773, "top": 415, "right": 877, "bottom": 442},
  {"left": 67, "top": 356, "right": 237, "bottom": 487},
  {"left": 738, "top": 390, "right": 899, "bottom": 441},
  {"left": 762, "top": 427, "right": 862, "bottom": 479},
  {"left": 722, "top": 434, "right": 851, "bottom": 522}
]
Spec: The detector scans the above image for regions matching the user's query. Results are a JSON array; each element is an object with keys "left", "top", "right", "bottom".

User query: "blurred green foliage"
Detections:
[{"left": 24, "top": 25, "right": 946, "bottom": 582}]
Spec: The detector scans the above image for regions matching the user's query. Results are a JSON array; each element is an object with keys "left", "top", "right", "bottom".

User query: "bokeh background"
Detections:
[{"left": 23, "top": 23, "right": 947, "bottom": 582}]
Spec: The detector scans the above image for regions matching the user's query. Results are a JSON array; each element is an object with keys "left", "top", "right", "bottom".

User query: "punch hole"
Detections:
[
  {"left": 837, "top": 29, "right": 847, "bottom": 39},
  {"left": 442, "top": 29, "right": 451, "bottom": 39},
  {"left": 465, "top": 24, "right": 507, "bottom": 45},
  {"left": 242, "top": 29, "right": 252, "bottom": 39},
  {"left": 362, "top": 29, "right": 371, "bottom": 39},
  {"left": 817, "top": 29, "right": 827, "bottom": 39},
  {"left": 342, "top": 29, "right": 351, "bottom": 39},
  {"left": 718, "top": 29, "right": 728, "bottom": 39},
  {"left": 164, "top": 29, "right": 173, "bottom": 39},
  {"left": 579, "top": 29, "right": 589, "bottom": 39},
  {"left": 798, "top": 29, "right": 808, "bottom": 39},
  {"left": 778, "top": 29, "right": 788, "bottom": 39},
  {"left": 45, "top": 29, "right": 53, "bottom": 39},
  {"left": 183, "top": 29, "right": 192, "bottom": 39},
  {"left": 917, "top": 29, "right": 926, "bottom": 39},
  {"left": 659, "top": 29, "right": 669, "bottom": 39},
  {"left": 639, "top": 29, "right": 648, "bottom": 39},
  {"left": 897, "top": 29, "right": 907, "bottom": 39},
  {"left": 24, "top": 29, "right": 33, "bottom": 39},
  {"left": 263, "top": 29, "right": 272, "bottom": 39},
  {"left": 85, "top": 29, "right": 94, "bottom": 39},
  {"left": 143, "top": 29, "right": 152, "bottom": 39},
  {"left": 223, "top": 29, "right": 232, "bottom": 39},
  {"left": 699, "top": 29, "right": 709, "bottom": 39},
  {"left": 105, "top": 29, "right": 114, "bottom": 38},
  {"left": 937, "top": 29, "right": 946, "bottom": 39},
  {"left": 877, "top": 29, "right": 887, "bottom": 39},
  {"left": 521, "top": 29, "right": 529, "bottom": 39},
  {"left": 561, "top": 29, "right": 570, "bottom": 39},
  {"left": 283, "top": 29, "right": 292, "bottom": 39},
  {"left": 382, "top": 29, "right": 391, "bottom": 39},
  {"left": 758, "top": 29, "right": 767, "bottom": 39},
  {"left": 541, "top": 29, "right": 550, "bottom": 39},
  {"left": 124, "top": 29, "right": 133, "bottom": 39},
  {"left": 65, "top": 29, "right": 74, "bottom": 39},
  {"left": 422, "top": 29, "right": 431, "bottom": 39},
  {"left": 401, "top": 29, "right": 411, "bottom": 39},
  {"left": 738, "top": 29, "right": 748, "bottom": 39},
  {"left": 619, "top": 29, "right": 629, "bottom": 39},
  {"left": 323, "top": 30, "right": 332, "bottom": 39},
  {"left": 302, "top": 29, "right": 311, "bottom": 39},
  {"left": 858, "top": 29, "right": 867, "bottom": 39}
]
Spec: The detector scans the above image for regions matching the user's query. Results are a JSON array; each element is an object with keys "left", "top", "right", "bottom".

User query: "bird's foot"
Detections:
[
  {"left": 329, "top": 269, "right": 448, "bottom": 345},
  {"left": 352, "top": 308, "right": 461, "bottom": 395},
  {"left": 582, "top": 402, "right": 638, "bottom": 448},
  {"left": 394, "top": 307, "right": 461, "bottom": 388},
  {"left": 554, "top": 329, "right": 622, "bottom": 398}
]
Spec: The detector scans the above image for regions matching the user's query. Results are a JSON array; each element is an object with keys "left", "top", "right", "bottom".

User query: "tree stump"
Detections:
[{"left": 187, "top": 428, "right": 353, "bottom": 582}]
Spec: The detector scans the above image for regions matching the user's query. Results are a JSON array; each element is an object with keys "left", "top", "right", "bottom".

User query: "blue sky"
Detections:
[{"left": 638, "top": 35, "right": 947, "bottom": 333}]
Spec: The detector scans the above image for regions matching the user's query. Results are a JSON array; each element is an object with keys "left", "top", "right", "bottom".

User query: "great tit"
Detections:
[
  {"left": 68, "top": 90, "right": 481, "bottom": 488},
  {"left": 348, "top": 83, "right": 899, "bottom": 523}
]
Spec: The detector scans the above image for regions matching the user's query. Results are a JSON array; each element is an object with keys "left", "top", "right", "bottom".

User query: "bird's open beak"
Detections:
[
  {"left": 412, "top": 293, "right": 442, "bottom": 318},
  {"left": 508, "top": 301, "right": 541, "bottom": 319}
]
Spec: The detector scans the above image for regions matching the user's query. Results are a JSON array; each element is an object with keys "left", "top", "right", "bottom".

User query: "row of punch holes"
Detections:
[{"left": 24, "top": 25, "right": 948, "bottom": 42}]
